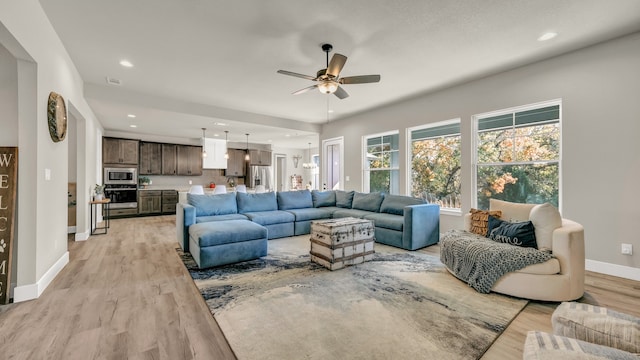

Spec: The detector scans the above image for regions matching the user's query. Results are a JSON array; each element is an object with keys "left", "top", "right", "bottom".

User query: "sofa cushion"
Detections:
[
  {"left": 187, "top": 193, "right": 237, "bottom": 216},
  {"left": 189, "top": 220, "right": 267, "bottom": 247},
  {"left": 529, "top": 203, "right": 562, "bottom": 252},
  {"left": 237, "top": 191, "right": 278, "bottom": 213},
  {"left": 242, "top": 210, "right": 295, "bottom": 225},
  {"left": 352, "top": 192, "right": 384, "bottom": 212},
  {"left": 469, "top": 209, "right": 503, "bottom": 236},
  {"left": 285, "top": 208, "right": 332, "bottom": 222},
  {"left": 277, "top": 190, "right": 313, "bottom": 210},
  {"left": 379, "top": 194, "right": 425, "bottom": 215},
  {"left": 515, "top": 258, "right": 560, "bottom": 275},
  {"left": 489, "top": 199, "right": 535, "bottom": 222},
  {"left": 363, "top": 212, "right": 404, "bottom": 231},
  {"left": 487, "top": 215, "right": 538, "bottom": 248},
  {"left": 552, "top": 302, "right": 640, "bottom": 354},
  {"left": 333, "top": 208, "right": 376, "bottom": 219},
  {"left": 312, "top": 190, "right": 336, "bottom": 207},
  {"left": 195, "top": 214, "right": 248, "bottom": 223},
  {"left": 335, "top": 190, "right": 355, "bottom": 208}
]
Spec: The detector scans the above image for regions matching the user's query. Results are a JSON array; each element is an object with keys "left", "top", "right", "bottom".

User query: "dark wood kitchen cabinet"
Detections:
[
  {"left": 225, "top": 149, "right": 246, "bottom": 177},
  {"left": 176, "top": 145, "right": 203, "bottom": 176},
  {"left": 161, "top": 144, "right": 178, "bottom": 175},
  {"left": 138, "top": 190, "right": 162, "bottom": 215},
  {"left": 139, "top": 142, "right": 162, "bottom": 175},
  {"left": 103, "top": 137, "right": 139, "bottom": 165}
]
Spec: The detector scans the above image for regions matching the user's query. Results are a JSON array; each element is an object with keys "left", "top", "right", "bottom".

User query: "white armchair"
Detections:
[{"left": 462, "top": 199, "right": 585, "bottom": 302}]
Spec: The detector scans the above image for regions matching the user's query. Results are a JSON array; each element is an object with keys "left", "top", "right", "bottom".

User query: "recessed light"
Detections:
[
  {"left": 214, "top": 122, "right": 227, "bottom": 126},
  {"left": 268, "top": 139, "right": 273, "bottom": 143},
  {"left": 328, "top": 109, "right": 334, "bottom": 113},
  {"left": 285, "top": 134, "right": 291, "bottom": 137},
  {"left": 129, "top": 124, "right": 137, "bottom": 128},
  {"left": 213, "top": 133, "right": 219, "bottom": 137},
  {"left": 538, "top": 32, "right": 557, "bottom": 41},
  {"left": 127, "top": 114, "right": 136, "bottom": 118},
  {"left": 120, "top": 60, "right": 134, "bottom": 68}
]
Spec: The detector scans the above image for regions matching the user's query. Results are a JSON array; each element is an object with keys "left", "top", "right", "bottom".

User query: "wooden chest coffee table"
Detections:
[{"left": 310, "top": 217, "right": 375, "bottom": 270}]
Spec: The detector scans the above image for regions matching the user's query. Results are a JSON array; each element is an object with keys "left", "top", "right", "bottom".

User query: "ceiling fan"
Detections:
[{"left": 277, "top": 43, "right": 381, "bottom": 99}]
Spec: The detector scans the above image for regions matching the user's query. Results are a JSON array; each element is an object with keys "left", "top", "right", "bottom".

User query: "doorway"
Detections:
[
  {"left": 322, "top": 137, "right": 343, "bottom": 190},
  {"left": 274, "top": 154, "right": 286, "bottom": 192}
]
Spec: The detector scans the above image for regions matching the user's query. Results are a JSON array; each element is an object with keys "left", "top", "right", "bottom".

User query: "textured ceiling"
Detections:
[{"left": 40, "top": 0, "right": 640, "bottom": 148}]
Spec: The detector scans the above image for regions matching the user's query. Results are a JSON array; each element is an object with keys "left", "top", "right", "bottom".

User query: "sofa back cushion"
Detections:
[
  {"left": 237, "top": 191, "right": 278, "bottom": 213},
  {"left": 335, "top": 190, "right": 355, "bottom": 208},
  {"left": 312, "top": 190, "right": 336, "bottom": 207},
  {"left": 277, "top": 190, "right": 313, "bottom": 210},
  {"left": 379, "top": 195, "right": 425, "bottom": 215},
  {"left": 352, "top": 192, "right": 385, "bottom": 212},
  {"left": 489, "top": 199, "right": 536, "bottom": 222},
  {"left": 489, "top": 199, "right": 561, "bottom": 251},
  {"left": 529, "top": 203, "right": 562, "bottom": 252},
  {"left": 187, "top": 193, "right": 237, "bottom": 217}
]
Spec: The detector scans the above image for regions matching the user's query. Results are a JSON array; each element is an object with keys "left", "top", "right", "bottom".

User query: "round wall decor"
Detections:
[{"left": 47, "top": 91, "right": 67, "bottom": 142}]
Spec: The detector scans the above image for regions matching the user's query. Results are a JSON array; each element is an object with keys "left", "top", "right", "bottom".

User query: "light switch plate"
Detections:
[{"left": 45, "top": 168, "right": 51, "bottom": 181}]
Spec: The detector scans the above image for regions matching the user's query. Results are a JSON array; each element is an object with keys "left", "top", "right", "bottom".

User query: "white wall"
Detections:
[
  {"left": 0, "top": 43, "right": 18, "bottom": 145},
  {"left": 1, "top": 0, "right": 103, "bottom": 301},
  {"left": 322, "top": 32, "right": 640, "bottom": 277}
]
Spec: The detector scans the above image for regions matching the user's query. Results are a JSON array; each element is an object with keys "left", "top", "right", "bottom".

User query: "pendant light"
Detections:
[
  {"left": 303, "top": 142, "right": 317, "bottom": 169},
  {"left": 244, "top": 133, "right": 250, "bottom": 161},
  {"left": 201, "top": 128, "right": 207, "bottom": 158},
  {"left": 224, "top": 130, "right": 229, "bottom": 159}
]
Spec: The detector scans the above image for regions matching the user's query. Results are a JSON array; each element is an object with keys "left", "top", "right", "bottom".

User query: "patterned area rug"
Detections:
[{"left": 178, "top": 236, "right": 528, "bottom": 360}]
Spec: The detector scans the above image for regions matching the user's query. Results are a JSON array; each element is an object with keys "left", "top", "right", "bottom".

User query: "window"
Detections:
[
  {"left": 474, "top": 101, "right": 560, "bottom": 210},
  {"left": 363, "top": 132, "right": 399, "bottom": 194},
  {"left": 409, "top": 120, "right": 461, "bottom": 209}
]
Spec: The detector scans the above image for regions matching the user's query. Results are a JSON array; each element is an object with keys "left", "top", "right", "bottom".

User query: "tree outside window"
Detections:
[
  {"left": 364, "top": 132, "right": 399, "bottom": 194},
  {"left": 475, "top": 103, "right": 560, "bottom": 210},
  {"left": 409, "top": 121, "right": 461, "bottom": 209}
]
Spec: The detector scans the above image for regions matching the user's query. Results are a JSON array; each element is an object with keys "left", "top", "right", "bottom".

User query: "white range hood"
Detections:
[{"left": 202, "top": 137, "right": 228, "bottom": 169}]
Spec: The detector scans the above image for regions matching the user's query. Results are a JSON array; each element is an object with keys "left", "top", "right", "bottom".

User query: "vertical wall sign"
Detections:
[{"left": 0, "top": 147, "right": 17, "bottom": 304}]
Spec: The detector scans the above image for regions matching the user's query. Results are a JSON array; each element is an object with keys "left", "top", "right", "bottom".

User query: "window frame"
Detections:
[
  {"left": 362, "top": 130, "right": 400, "bottom": 194},
  {"left": 472, "top": 99, "right": 562, "bottom": 212},
  {"left": 406, "top": 118, "right": 462, "bottom": 215}
]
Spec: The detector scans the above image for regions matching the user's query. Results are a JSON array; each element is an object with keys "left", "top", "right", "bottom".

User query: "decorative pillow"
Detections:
[
  {"left": 552, "top": 302, "right": 640, "bottom": 354},
  {"left": 487, "top": 215, "right": 537, "bottom": 248},
  {"left": 380, "top": 195, "right": 425, "bottom": 215},
  {"left": 335, "top": 190, "right": 355, "bottom": 208},
  {"left": 351, "top": 192, "right": 385, "bottom": 212},
  {"left": 524, "top": 331, "right": 638, "bottom": 360},
  {"left": 311, "top": 190, "right": 336, "bottom": 208},
  {"left": 236, "top": 191, "right": 277, "bottom": 213},
  {"left": 187, "top": 193, "right": 237, "bottom": 217},
  {"left": 469, "top": 209, "right": 502, "bottom": 236},
  {"left": 529, "top": 203, "right": 562, "bottom": 252},
  {"left": 277, "top": 190, "right": 313, "bottom": 210}
]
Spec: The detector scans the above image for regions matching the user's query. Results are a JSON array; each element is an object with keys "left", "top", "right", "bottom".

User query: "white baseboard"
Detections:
[
  {"left": 586, "top": 259, "right": 640, "bottom": 282},
  {"left": 75, "top": 230, "right": 89, "bottom": 241},
  {"left": 13, "top": 251, "right": 69, "bottom": 303},
  {"left": 67, "top": 226, "right": 76, "bottom": 234}
]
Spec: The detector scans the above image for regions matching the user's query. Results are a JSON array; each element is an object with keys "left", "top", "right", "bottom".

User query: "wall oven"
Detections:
[
  {"left": 104, "top": 167, "right": 137, "bottom": 185},
  {"left": 104, "top": 167, "right": 138, "bottom": 210},
  {"left": 104, "top": 184, "right": 138, "bottom": 209}
]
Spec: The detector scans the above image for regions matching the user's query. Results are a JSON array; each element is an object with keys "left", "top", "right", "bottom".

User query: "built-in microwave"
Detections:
[{"left": 104, "top": 167, "right": 137, "bottom": 185}]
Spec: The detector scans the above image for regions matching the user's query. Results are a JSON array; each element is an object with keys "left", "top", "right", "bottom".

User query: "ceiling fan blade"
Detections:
[
  {"left": 339, "top": 74, "right": 381, "bottom": 84},
  {"left": 333, "top": 86, "right": 349, "bottom": 99},
  {"left": 292, "top": 84, "right": 318, "bottom": 95},
  {"left": 277, "top": 70, "right": 317, "bottom": 81},
  {"left": 326, "top": 53, "right": 347, "bottom": 78}
]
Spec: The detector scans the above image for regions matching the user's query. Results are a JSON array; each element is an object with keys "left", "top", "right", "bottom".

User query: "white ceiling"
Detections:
[{"left": 40, "top": 0, "right": 640, "bottom": 148}]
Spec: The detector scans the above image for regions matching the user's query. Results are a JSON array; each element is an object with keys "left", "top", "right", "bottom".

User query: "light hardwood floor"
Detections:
[{"left": 0, "top": 215, "right": 637, "bottom": 359}]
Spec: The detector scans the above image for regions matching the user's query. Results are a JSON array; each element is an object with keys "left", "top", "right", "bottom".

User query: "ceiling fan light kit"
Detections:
[{"left": 277, "top": 43, "right": 380, "bottom": 100}]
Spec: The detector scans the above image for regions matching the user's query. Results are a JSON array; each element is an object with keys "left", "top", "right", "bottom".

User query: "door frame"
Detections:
[
  {"left": 274, "top": 153, "right": 287, "bottom": 192},
  {"left": 322, "top": 137, "right": 344, "bottom": 190}
]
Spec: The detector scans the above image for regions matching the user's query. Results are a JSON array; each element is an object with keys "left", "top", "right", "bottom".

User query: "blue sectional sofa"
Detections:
[{"left": 177, "top": 190, "right": 440, "bottom": 267}]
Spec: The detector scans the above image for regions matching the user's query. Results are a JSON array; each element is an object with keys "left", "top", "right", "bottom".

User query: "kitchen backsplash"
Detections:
[{"left": 144, "top": 169, "right": 245, "bottom": 189}]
